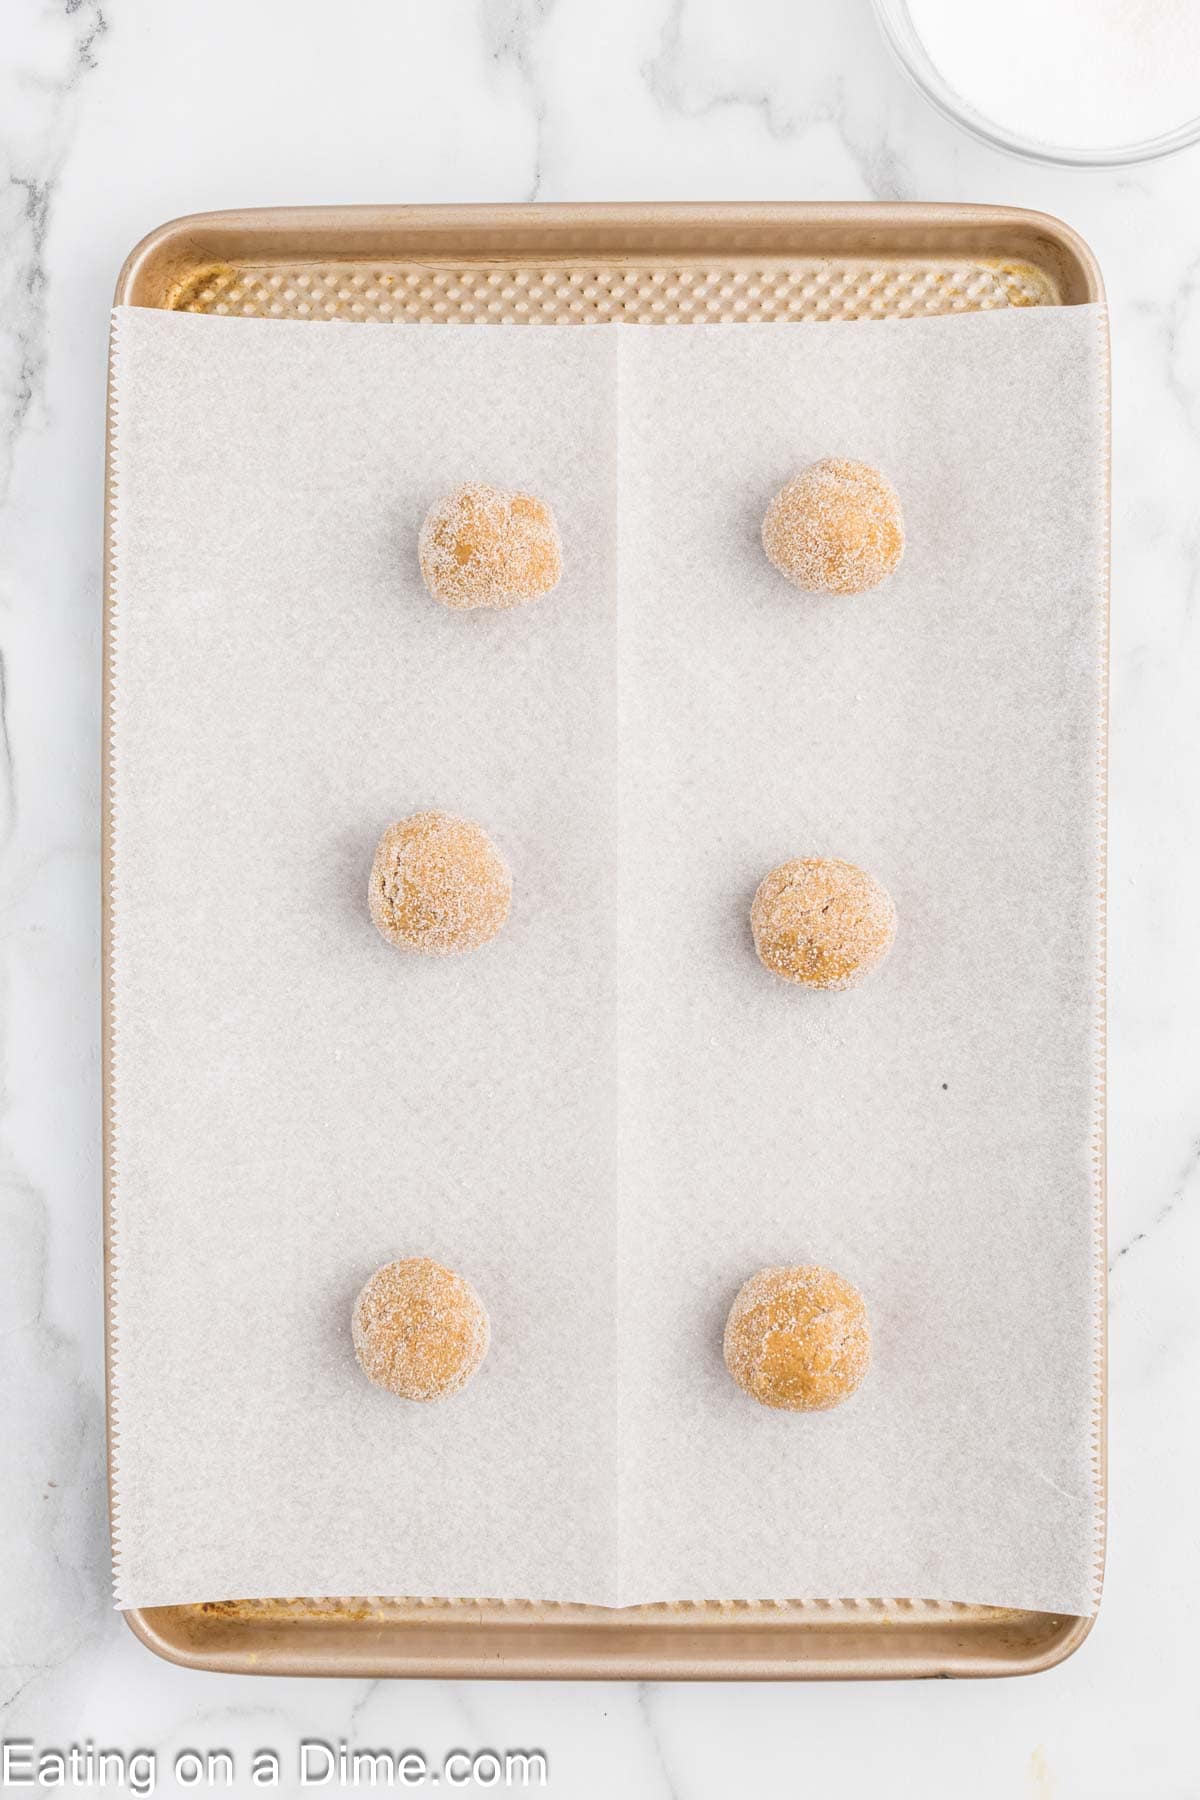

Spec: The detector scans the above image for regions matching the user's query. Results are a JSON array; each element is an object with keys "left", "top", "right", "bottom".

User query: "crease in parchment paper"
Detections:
[{"left": 106, "top": 304, "right": 1106, "bottom": 1615}]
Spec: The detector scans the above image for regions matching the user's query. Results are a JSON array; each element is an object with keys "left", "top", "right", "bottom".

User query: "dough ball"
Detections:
[
  {"left": 724, "top": 1264, "right": 871, "bottom": 1412},
  {"left": 419, "top": 482, "right": 562, "bottom": 609},
  {"left": 352, "top": 1257, "right": 490, "bottom": 1402},
  {"left": 762, "top": 458, "right": 904, "bottom": 595},
  {"left": 751, "top": 856, "right": 896, "bottom": 990},
  {"left": 369, "top": 810, "right": 511, "bottom": 956}
]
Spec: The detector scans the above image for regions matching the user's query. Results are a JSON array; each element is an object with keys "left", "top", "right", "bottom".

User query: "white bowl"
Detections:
[{"left": 874, "top": 0, "right": 1200, "bottom": 168}]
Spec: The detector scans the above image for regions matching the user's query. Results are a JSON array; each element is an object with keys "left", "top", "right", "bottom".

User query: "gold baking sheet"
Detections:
[{"left": 104, "top": 202, "right": 1106, "bottom": 1679}]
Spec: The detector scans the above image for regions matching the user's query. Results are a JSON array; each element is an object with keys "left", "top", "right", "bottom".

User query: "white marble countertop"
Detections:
[{"left": 2, "top": 1, "right": 1198, "bottom": 1794}]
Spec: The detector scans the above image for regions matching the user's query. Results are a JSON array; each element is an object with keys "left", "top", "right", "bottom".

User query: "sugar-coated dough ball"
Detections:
[
  {"left": 419, "top": 482, "right": 562, "bottom": 609},
  {"left": 762, "top": 458, "right": 904, "bottom": 595},
  {"left": 352, "top": 1257, "right": 490, "bottom": 1402},
  {"left": 369, "top": 810, "right": 511, "bottom": 956},
  {"left": 751, "top": 856, "right": 896, "bottom": 990},
  {"left": 724, "top": 1264, "right": 871, "bottom": 1412}
]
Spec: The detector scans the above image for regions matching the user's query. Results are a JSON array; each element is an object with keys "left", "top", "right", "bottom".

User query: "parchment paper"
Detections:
[
  {"left": 614, "top": 313, "right": 1106, "bottom": 1614},
  {"left": 108, "top": 303, "right": 1106, "bottom": 1614}
]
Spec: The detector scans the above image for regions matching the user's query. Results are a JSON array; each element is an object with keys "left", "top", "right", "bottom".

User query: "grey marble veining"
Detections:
[{"left": 2, "top": 0, "right": 1198, "bottom": 1793}]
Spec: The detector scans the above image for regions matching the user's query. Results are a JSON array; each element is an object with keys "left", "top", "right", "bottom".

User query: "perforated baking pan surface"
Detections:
[{"left": 105, "top": 203, "right": 1105, "bottom": 1679}]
